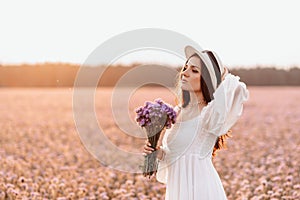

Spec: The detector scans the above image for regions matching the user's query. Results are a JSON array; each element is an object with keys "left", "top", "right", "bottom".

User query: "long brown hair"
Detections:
[{"left": 174, "top": 53, "right": 232, "bottom": 159}]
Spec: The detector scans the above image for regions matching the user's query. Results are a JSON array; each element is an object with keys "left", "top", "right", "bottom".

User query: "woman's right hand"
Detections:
[
  {"left": 142, "top": 140, "right": 164, "bottom": 160},
  {"left": 142, "top": 141, "right": 155, "bottom": 156}
]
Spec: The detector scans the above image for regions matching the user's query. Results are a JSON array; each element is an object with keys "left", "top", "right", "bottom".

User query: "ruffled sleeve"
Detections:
[{"left": 202, "top": 73, "right": 249, "bottom": 137}]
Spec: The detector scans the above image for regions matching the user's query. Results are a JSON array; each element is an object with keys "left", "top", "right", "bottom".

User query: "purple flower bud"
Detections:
[{"left": 135, "top": 99, "right": 177, "bottom": 129}]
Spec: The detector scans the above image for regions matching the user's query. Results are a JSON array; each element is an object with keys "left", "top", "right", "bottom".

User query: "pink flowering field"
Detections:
[{"left": 0, "top": 87, "right": 299, "bottom": 200}]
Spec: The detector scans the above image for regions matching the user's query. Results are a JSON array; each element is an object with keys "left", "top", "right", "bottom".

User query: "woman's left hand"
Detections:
[{"left": 221, "top": 67, "right": 229, "bottom": 81}]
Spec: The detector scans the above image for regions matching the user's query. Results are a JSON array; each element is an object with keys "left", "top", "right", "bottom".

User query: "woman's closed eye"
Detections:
[
  {"left": 191, "top": 65, "right": 200, "bottom": 73},
  {"left": 182, "top": 65, "right": 199, "bottom": 73},
  {"left": 192, "top": 69, "right": 199, "bottom": 73}
]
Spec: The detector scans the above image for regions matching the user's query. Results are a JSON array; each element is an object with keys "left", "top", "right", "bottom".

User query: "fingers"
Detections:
[
  {"left": 144, "top": 141, "right": 153, "bottom": 149},
  {"left": 221, "top": 67, "right": 228, "bottom": 81},
  {"left": 224, "top": 67, "right": 229, "bottom": 75},
  {"left": 143, "top": 141, "right": 155, "bottom": 155},
  {"left": 144, "top": 145, "right": 154, "bottom": 152}
]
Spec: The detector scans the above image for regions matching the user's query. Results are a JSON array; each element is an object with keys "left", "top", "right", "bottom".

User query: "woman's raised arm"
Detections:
[{"left": 202, "top": 73, "right": 249, "bottom": 137}]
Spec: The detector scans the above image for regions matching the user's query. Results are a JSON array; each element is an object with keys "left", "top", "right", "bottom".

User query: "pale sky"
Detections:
[{"left": 0, "top": 0, "right": 299, "bottom": 69}]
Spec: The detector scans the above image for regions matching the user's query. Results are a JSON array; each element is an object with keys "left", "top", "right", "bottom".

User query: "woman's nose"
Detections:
[{"left": 181, "top": 69, "right": 190, "bottom": 77}]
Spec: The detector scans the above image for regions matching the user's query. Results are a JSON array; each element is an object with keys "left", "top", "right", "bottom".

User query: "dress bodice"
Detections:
[{"left": 162, "top": 107, "right": 217, "bottom": 165}]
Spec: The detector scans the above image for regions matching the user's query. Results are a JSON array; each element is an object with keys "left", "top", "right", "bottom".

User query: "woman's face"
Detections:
[{"left": 180, "top": 55, "right": 202, "bottom": 92}]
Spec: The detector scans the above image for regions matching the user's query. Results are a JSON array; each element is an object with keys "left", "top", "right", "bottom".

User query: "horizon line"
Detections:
[{"left": 0, "top": 61, "right": 299, "bottom": 70}]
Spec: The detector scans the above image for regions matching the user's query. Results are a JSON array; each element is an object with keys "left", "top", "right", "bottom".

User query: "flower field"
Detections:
[{"left": 0, "top": 87, "right": 299, "bottom": 199}]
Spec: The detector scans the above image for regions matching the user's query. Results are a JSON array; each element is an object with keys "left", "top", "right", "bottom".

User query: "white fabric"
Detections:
[
  {"left": 156, "top": 73, "right": 249, "bottom": 200},
  {"left": 202, "top": 73, "right": 250, "bottom": 136}
]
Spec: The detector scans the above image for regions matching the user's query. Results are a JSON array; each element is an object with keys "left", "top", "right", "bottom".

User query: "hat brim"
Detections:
[
  {"left": 184, "top": 45, "right": 217, "bottom": 90},
  {"left": 184, "top": 45, "right": 203, "bottom": 62},
  {"left": 184, "top": 45, "right": 213, "bottom": 71}
]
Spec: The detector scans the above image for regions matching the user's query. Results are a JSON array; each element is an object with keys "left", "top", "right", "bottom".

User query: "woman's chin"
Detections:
[
  {"left": 181, "top": 87, "right": 200, "bottom": 93},
  {"left": 181, "top": 86, "right": 191, "bottom": 91}
]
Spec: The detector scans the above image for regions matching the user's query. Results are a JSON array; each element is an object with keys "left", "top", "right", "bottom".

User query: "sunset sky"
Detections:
[{"left": 0, "top": 0, "right": 299, "bottom": 69}]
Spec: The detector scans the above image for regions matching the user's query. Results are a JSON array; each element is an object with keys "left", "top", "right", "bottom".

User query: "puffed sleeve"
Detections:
[{"left": 202, "top": 73, "right": 249, "bottom": 137}]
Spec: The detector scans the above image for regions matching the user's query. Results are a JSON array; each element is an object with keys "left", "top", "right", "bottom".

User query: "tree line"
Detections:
[{"left": 0, "top": 63, "right": 299, "bottom": 87}]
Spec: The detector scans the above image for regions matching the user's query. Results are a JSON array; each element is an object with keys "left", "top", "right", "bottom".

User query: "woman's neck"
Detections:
[
  {"left": 187, "top": 90, "right": 206, "bottom": 107},
  {"left": 177, "top": 91, "right": 207, "bottom": 121}
]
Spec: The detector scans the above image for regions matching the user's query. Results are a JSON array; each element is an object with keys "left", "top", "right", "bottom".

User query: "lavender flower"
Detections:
[{"left": 135, "top": 98, "right": 177, "bottom": 129}]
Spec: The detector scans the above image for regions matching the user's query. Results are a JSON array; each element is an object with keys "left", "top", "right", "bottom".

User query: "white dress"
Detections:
[{"left": 156, "top": 73, "right": 249, "bottom": 200}]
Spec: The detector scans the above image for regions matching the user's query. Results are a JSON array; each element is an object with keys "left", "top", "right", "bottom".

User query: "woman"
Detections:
[{"left": 143, "top": 45, "right": 249, "bottom": 199}]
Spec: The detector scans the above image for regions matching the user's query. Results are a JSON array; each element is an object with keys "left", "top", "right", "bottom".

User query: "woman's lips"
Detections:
[{"left": 181, "top": 79, "right": 187, "bottom": 83}]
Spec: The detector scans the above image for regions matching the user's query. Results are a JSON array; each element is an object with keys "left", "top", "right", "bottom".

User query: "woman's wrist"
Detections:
[{"left": 156, "top": 146, "right": 166, "bottom": 161}]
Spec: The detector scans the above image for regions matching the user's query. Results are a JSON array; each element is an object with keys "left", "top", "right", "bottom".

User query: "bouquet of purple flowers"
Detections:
[{"left": 135, "top": 98, "right": 177, "bottom": 178}]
